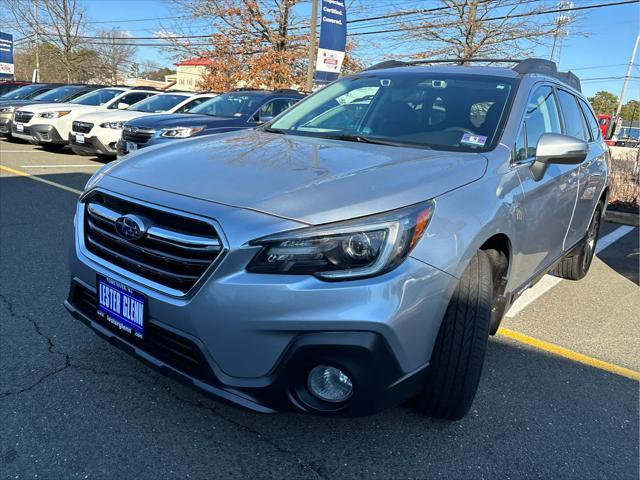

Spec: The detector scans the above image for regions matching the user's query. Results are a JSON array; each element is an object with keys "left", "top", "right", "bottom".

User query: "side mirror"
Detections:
[
  {"left": 117, "top": 102, "right": 130, "bottom": 110},
  {"left": 531, "top": 133, "right": 588, "bottom": 181}
]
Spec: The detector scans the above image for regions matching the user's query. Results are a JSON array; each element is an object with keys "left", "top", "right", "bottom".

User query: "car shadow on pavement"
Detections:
[{"left": 596, "top": 225, "right": 639, "bottom": 285}]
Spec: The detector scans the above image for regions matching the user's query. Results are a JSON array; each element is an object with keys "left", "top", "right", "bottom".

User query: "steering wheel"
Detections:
[{"left": 442, "top": 126, "right": 477, "bottom": 136}]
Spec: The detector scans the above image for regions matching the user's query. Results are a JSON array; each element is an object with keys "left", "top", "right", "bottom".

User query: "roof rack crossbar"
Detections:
[{"left": 364, "top": 57, "right": 581, "bottom": 92}]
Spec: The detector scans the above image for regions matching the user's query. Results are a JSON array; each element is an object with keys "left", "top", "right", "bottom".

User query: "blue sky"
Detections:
[{"left": 9, "top": 0, "right": 640, "bottom": 99}]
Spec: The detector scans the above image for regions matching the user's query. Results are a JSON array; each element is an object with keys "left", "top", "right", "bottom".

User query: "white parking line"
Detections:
[
  {"left": 20, "top": 164, "right": 100, "bottom": 168},
  {"left": 0, "top": 150, "right": 49, "bottom": 153},
  {"left": 506, "top": 225, "right": 635, "bottom": 317}
]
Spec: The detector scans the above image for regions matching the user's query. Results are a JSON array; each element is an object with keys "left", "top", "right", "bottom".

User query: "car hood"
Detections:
[
  {"left": 126, "top": 113, "right": 241, "bottom": 129},
  {"left": 17, "top": 102, "right": 95, "bottom": 113},
  {"left": 104, "top": 129, "right": 487, "bottom": 224},
  {"left": 0, "top": 99, "right": 47, "bottom": 108},
  {"left": 76, "top": 109, "right": 153, "bottom": 123}
]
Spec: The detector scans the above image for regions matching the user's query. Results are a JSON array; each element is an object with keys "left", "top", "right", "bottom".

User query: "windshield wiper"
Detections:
[
  {"left": 262, "top": 126, "right": 285, "bottom": 134},
  {"left": 322, "top": 134, "right": 430, "bottom": 149}
]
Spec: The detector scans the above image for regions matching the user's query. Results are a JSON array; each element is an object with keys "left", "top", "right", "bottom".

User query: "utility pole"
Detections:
[
  {"left": 615, "top": 31, "right": 640, "bottom": 118},
  {"left": 305, "top": 0, "right": 319, "bottom": 92},
  {"left": 33, "top": 0, "right": 40, "bottom": 83}
]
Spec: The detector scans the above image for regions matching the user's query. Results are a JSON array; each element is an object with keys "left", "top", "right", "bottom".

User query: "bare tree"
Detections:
[
  {"left": 5, "top": 0, "right": 87, "bottom": 82},
  {"left": 399, "top": 0, "right": 577, "bottom": 63},
  {"left": 93, "top": 29, "right": 138, "bottom": 84}
]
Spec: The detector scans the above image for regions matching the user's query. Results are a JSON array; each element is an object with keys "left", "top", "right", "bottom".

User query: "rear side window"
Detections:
[
  {"left": 108, "top": 92, "right": 155, "bottom": 109},
  {"left": 577, "top": 97, "right": 600, "bottom": 141},
  {"left": 557, "top": 90, "right": 588, "bottom": 141},
  {"left": 175, "top": 96, "right": 211, "bottom": 113},
  {"left": 523, "top": 86, "right": 562, "bottom": 157}
]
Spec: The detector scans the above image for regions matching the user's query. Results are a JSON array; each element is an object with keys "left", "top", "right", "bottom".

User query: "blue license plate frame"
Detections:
[{"left": 96, "top": 275, "right": 146, "bottom": 339}]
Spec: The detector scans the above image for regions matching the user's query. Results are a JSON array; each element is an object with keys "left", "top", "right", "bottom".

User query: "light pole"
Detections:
[
  {"left": 305, "top": 0, "right": 318, "bottom": 92},
  {"left": 33, "top": 0, "right": 40, "bottom": 82}
]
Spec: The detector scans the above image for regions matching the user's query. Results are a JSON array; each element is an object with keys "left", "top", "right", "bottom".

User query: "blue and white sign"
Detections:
[
  {"left": 314, "top": 0, "right": 347, "bottom": 84},
  {"left": 0, "top": 32, "right": 14, "bottom": 80}
]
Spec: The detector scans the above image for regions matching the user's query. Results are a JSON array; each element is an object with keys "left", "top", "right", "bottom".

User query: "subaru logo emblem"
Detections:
[{"left": 115, "top": 214, "right": 146, "bottom": 241}]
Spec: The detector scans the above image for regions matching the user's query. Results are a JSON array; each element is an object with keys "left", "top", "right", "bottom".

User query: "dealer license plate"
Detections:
[
  {"left": 75, "top": 133, "right": 85, "bottom": 144},
  {"left": 15, "top": 123, "right": 24, "bottom": 132},
  {"left": 126, "top": 141, "right": 138, "bottom": 152},
  {"left": 97, "top": 275, "right": 145, "bottom": 339}
]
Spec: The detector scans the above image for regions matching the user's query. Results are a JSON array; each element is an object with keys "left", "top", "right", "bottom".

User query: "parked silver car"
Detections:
[{"left": 65, "top": 59, "right": 609, "bottom": 419}]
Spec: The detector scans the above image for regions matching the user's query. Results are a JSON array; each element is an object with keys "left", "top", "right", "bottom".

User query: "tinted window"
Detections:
[
  {"left": 255, "top": 98, "right": 299, "bottom": 120},
  {"left": 0, "top": 84, "right": 25, "bottom": 96},
  {"left": 513, "top": 124, "right": 527, "bottom": 162},
  {"left": 32, "top": 86, "right": 81, "bottom": 102},
  {"left": 523, "top": 86, "right": 561, "bottom": 157},
  {"left": 578, "top": 97, "right": 600, "bottom": 141},
  {"left": 130, "top": 94, "right": 189, "bottom": 112},
  {"left": 71, "top": 88, "right": 123, "bottom": 106},
  {"left": 270, "top": 75, "right": 515, "bottom": 151},
  {"left": 174, "top": 96, "right": 212, "bottom": 113},
  {"left": 557, "top": 90, "right": 588, "bottom": 141},
  {"left": 108, "top": 92, "right": 155, "bottom": 109},
  {"left": 0, "top": 84, "right": 49, "bottom": 100},
  {"left": 190, "top": 93, "right": 270, "bottom": 118}
]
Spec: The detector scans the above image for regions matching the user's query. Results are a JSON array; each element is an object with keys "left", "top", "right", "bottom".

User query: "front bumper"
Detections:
[
  {"left": 65, "top": 279, "right": 428, "bottom": 416},
  {"left": 30, "top": 124, "right": 66, "bottom": 145},
  {"left": 70, "top": 132, "right": 118, "bottom": 157},
  {"left": 0, "top": 114, "right": 11, "bottom": 135},
  {"left": 10, "top": 122, "right": 34, "bottom": 141}
]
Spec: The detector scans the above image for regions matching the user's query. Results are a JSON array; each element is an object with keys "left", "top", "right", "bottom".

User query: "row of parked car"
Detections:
[{"left": 0, "top": 82, "right": 306, "bottom": 160}]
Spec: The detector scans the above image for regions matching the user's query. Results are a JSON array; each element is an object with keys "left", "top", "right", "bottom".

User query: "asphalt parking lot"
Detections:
[{"left": 1, "top": 139, "right": 638, "bottom": 479}]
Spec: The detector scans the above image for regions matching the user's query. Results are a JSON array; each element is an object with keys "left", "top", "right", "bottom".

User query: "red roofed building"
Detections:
[{"left": 172, "top": 58, "right": 213, "bottom": 91}]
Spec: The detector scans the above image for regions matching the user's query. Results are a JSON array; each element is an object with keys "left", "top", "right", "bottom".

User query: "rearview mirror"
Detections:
[
  {"left": 531, "top": 133, "right": 588, "bottom": 181},
  {"left": 117, "top": 102, "right": 130, "bottom": 110}
]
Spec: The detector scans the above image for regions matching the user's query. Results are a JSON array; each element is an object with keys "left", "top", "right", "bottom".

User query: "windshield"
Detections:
[
  {"left": 189, "top": 93, "right": 264, "bottom": 118},
  {"left": 130, "top": 94, "right": 189, "bottom": 112},
  {"left": 70, "top": 88, "right": 123, "bottom": 106},
  {"left": 270, "top": 74, "right": 516, "bottom": 151},
  {"left": 33, "top": 86, "right": 82, "bottom": 102},
  {"left": 0, "top": 84, "right": 47, "bottom": 100}
]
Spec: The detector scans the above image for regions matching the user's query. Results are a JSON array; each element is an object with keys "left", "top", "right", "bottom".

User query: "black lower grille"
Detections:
[
  {"left": 70, "top": 281, "right": 215, "bottom": 382},
  {"left": 122, "top": 125, "right": 155, "bottom": 144},
  {"left": 14, "top": 111, "right": 34, "bottom": 123},
  {"left": 83, "top": 192, "right": 223, "bottom": 293},
  {"left": 73, "top": 121, "right": 94, "bottom": 134}
]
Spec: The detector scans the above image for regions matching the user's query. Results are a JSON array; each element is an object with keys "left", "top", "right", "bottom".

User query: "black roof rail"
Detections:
[
  {"left": 273, "top": 88, "right": 306, "bottom": 95},
  {"left": 365, "top": 57, "right": 581, "bottom": 92},
  {"left": 230, "top": 87, "right": 266, "bottom": 92}
]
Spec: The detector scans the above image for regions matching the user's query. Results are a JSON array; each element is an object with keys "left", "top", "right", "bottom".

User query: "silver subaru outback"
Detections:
[{"left": 65, "top": 59, "right": 609, "bottom": 419}]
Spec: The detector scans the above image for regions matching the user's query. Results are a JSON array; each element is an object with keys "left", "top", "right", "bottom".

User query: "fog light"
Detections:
[{"left": 307, "top": 365, "right": 353, "bottom": 403}]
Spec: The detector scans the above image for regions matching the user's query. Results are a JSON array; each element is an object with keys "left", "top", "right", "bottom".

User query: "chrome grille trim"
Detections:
[
  {"left": 14, "top": 111, "right": 34, "bottom": 123},
  {"left": 122, "top": 125, "right": 156, "bottom": 144},
  {"left": 72, "top": 121, "right": 94, "bottom": 134},
  {"left": 81, "top": 191, "right": 226, "bottom": 295}
]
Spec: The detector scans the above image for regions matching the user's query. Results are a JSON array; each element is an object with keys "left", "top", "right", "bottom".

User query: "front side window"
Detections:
[
  {"left": 107, "top": 92, "right": 154, "bottom": 109},
  {"left": 130, "top": 94, "right": 189, "bottom": 113},
  {"left": 269, "top": 74, "right": 515, "bottom": 151},
  {"left": 513, "top": 124, "right": 528, "bottom": 162},
  {"left": 557, "top": 89, "right": 588, "bottom": 141},
  {"left": 190, "top": 93, "right": 266, "bottom": 118},
  {"left": 174, "top": 96, "right": 212, "bottom": 113},
  {"left": 71, "top": 88, "right": 123, "bottom": 106},
  {"left": 577, "top": 97, "right": 601, "bottom": 141},
  {"left": 254, "top": 98, "right": 299, "bottom": 121},
  {"left": 523, "top": 86, "right": 562, "bottom": 157}
]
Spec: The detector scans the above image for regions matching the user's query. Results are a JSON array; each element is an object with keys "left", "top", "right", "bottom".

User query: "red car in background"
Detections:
[{"left": 0, "top": 81, "right": 31, "bottom": 97}]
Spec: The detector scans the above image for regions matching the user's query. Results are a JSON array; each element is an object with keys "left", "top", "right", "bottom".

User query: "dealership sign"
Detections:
[
  {"left": 314, "top": 0, "right": 346, "bottom": 84},
  {"left": 0, "top": 32, "right": 14, "bottom": 79}
]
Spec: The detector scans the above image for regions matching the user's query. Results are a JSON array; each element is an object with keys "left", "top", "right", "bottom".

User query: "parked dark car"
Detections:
[
  {"left": 0, "top": 84, "right": 101, "bottom": 136},
  {"left": 117, "top": 89, "right": 305, "bottom": 156},
  {"left": 0, "top": 81, "right": 31, "bottom": 97},
  {"left": 0, "top": 83, "right": 61, "bottom": 105}
]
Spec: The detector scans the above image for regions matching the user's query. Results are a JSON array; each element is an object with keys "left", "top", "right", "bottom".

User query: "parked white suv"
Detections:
[
  {"left": 70, "top": 92, "right": 216, "bottom": 159},
  {"left": 11, "top": 87, "right": 158, "bottom": 151}
]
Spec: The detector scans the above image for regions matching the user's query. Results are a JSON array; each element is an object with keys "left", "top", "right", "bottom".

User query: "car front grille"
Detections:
[
  {"left": 83, "top": 192, "right": 224, "bottom": 293},
  {"left": 69, "top": 281, "right": 216, "bottom": 382},
  {"left": 122, "top": 125, "right": 155, "bottom": 144},
  {"left": 14, "top": 111, "right": 34, "bottom": 123},
  {"left": 73, "top": 121, "right": 94, "bottom": 134}
]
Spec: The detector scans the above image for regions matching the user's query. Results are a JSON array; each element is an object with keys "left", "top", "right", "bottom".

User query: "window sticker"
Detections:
[{"left": 461, "top": 133, "right": 487, "bottom": 146}]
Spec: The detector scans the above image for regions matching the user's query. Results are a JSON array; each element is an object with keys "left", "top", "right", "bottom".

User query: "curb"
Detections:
[{"left": 605, "top": 210, "right": 639, "bottom": 226}]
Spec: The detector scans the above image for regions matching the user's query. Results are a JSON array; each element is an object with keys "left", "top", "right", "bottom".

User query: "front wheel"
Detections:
[
  {"left": 414, "top": 250, "right": 493, "bottom": 420},
  {"left": 551, "top": 201, "right": 603, "bottom": 281}
]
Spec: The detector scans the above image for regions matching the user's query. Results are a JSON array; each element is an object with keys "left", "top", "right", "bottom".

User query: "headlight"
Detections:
[
  {"left": 82, "top": 159, "right": 125, "bottom": 192},
  {"left": 0, "top": 106, "right": 15, "bottom": 113},
  {"left": 160, "top": 126, "right": 204, "bottom": 138},
  {"left": 38, "top": 110, "right": 70, "bottom": 119},
  {"left": 246, "top": 200, "right": 435, "bottom": 280},
  {"left": 100, "top": 121, "right": 124, "bottom": 129}
]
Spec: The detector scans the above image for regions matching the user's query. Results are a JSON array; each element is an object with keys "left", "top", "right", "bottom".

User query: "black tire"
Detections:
[
  {"left": 551, "top": 201, "right": 603, "bottom": 281},
  {"left": 414, "top": 250, "right": 493, "bottom": 420},
  {"left": 40, "top": 143, "right": 65, "bottom": 152}
]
